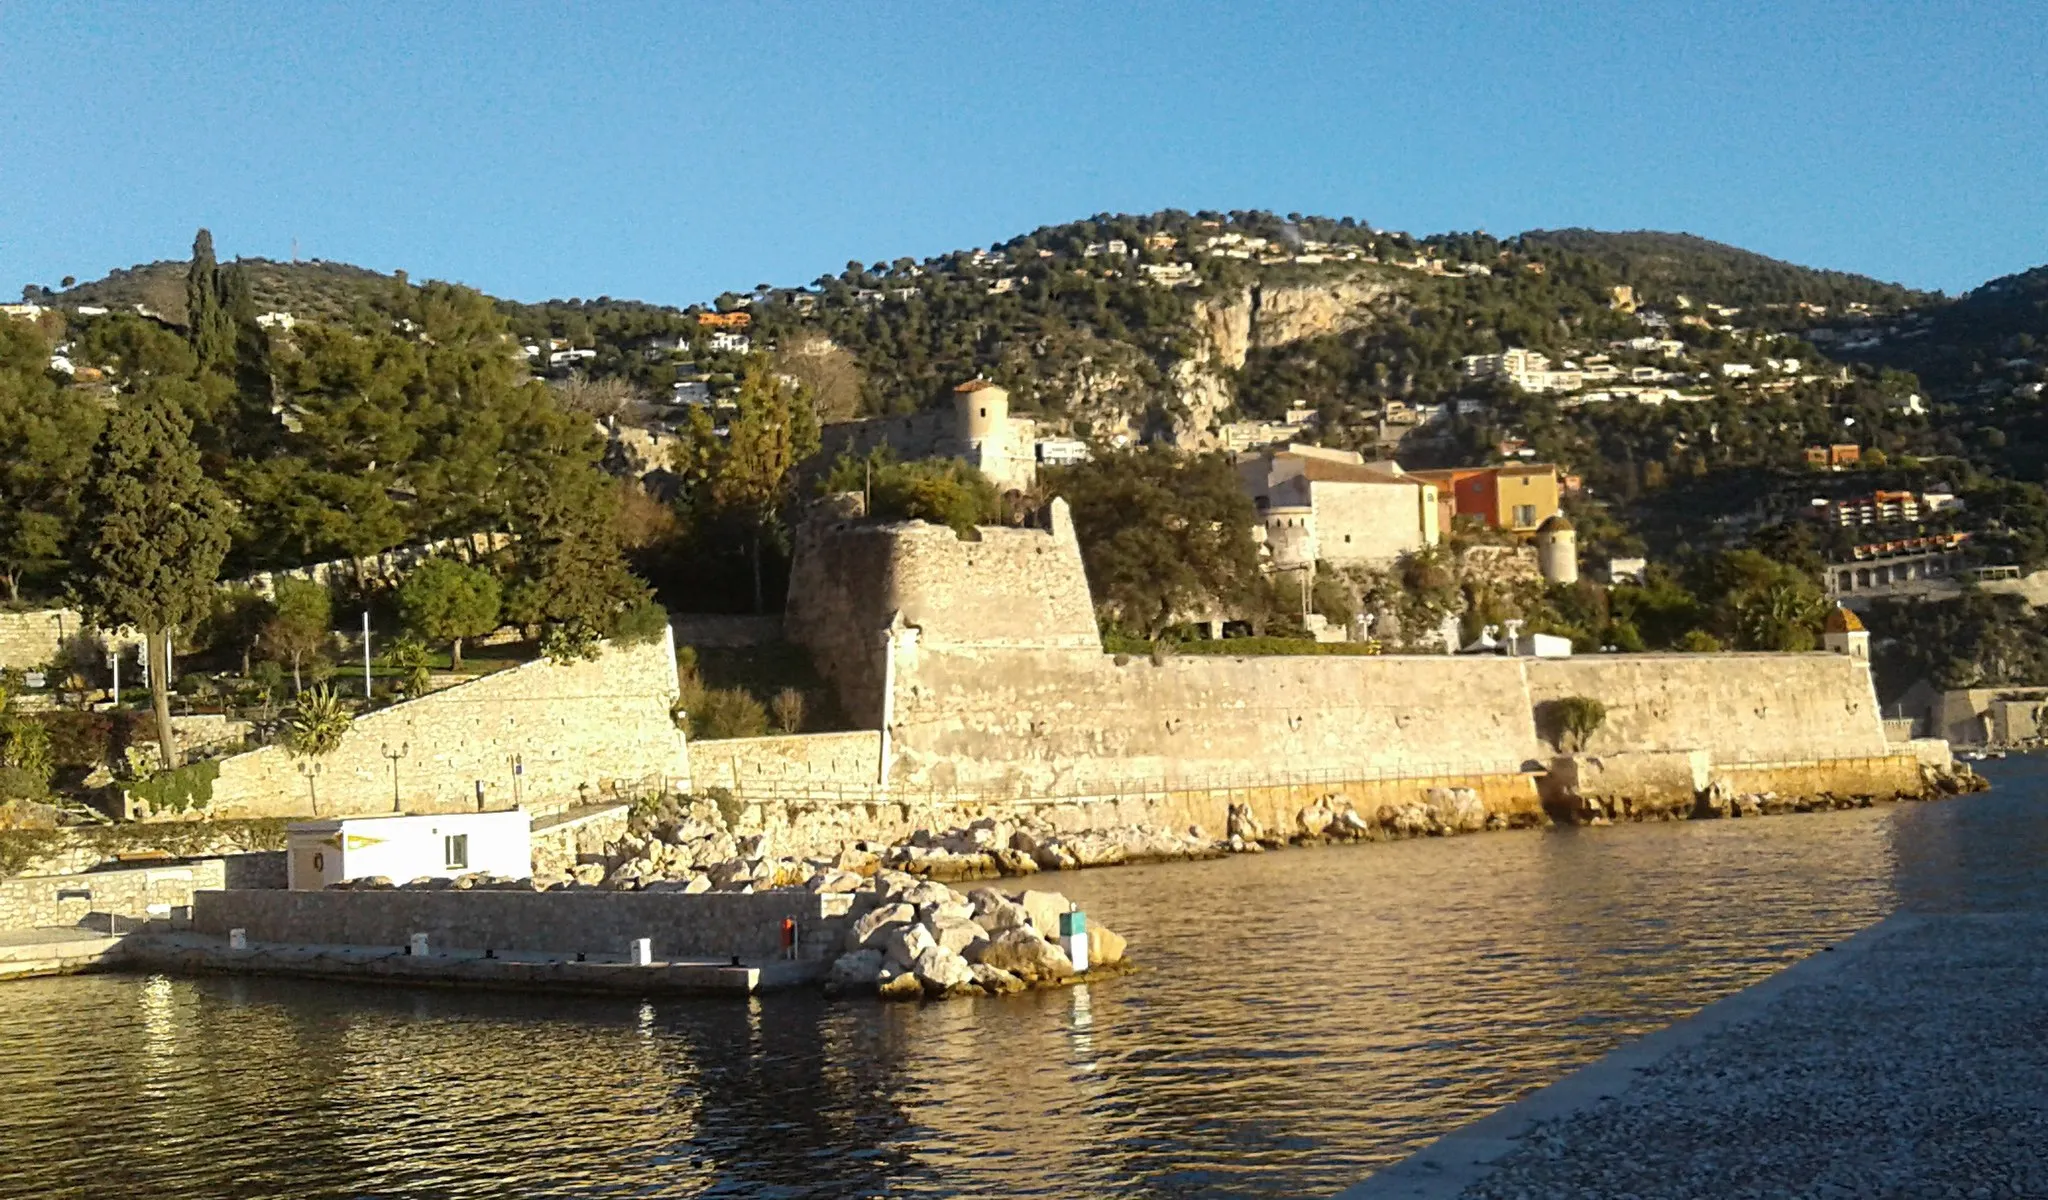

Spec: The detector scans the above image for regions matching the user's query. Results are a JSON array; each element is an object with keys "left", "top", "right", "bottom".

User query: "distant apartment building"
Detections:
[
  {"left": 697, "top": 311, "right": 751, "bottom": 329},
  {"left": 707, "top": 331, "right": 751, "bottom": 354},
  {"left": 1816, "top": 491, "right": 1921, "bottom": 527},
  {"left": 1408, "top": 463, "right": 1563, "bottom": 534},
  {"left": 1459, "top": 348, "right": 1583, "bottom": 394},
  {"left": 1236, "top": 445, "right": 1440, "bottom": 570}
]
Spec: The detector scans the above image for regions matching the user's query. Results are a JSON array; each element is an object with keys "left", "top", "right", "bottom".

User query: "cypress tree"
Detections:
[
  {"left": 185, "top": 228, "right": 236, "bottom": 373},
  {"left": 74, "top": 383, "right": 232, "bottom": 768}
]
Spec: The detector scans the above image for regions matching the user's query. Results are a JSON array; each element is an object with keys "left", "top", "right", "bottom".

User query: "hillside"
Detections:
[
  {"left": 53, "top": 258, "right": 408, "bottom": 326},
  {"left": 1517, "top": 229, "right": 1934, "bottom": 312},
  {"left": 21, "top": 211, "right": 2048, "bottom": 698}
]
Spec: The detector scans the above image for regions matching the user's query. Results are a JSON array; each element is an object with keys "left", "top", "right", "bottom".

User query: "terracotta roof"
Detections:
[
  {"left": 1824, "top": 606, "right": 1866, "bottom": 634},
  {"left": 1536, "top": 513, "right": 1575, "bottom": 534},
  {"left": 1293, "top": 456, "right": 1425, "bottom": 486},
  {"left": 954, "top": 379, "right": 998, "bottom": 393}
]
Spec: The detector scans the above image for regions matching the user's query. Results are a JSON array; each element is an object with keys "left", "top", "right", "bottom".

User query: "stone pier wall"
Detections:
[{"left": 193, "top": 887, "right": 869, "bottom": 963}]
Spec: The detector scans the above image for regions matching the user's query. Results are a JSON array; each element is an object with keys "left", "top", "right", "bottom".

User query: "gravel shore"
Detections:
[{"left": 1345, "top": 911, "right": 2048, "bottom": 1199}]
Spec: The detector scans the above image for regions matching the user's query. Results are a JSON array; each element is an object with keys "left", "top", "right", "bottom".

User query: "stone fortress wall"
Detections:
[
  {"left": 187, "top": 633, "right": 688, "bottom": 821},
  {"left": 784, "top": 506, "right": 1928, "bottom": 817}
]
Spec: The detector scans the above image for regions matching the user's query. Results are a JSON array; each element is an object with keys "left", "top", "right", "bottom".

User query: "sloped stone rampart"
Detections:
[{"left": 186, "top": 634, "right": 687, "bottom": 821}]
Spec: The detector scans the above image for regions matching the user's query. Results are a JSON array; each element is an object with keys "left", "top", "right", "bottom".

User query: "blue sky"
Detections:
[{"left": 2, "top": 2, "right": 2043, "bottom": 305}]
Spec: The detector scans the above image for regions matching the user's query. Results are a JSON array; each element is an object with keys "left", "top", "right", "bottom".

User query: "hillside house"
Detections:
[
  {"left": 1236, "top": 445, "right": 1440, "bottom": 570},
  {"left": 1408, "top": 463, "right": 1563, "bottom": 534}
]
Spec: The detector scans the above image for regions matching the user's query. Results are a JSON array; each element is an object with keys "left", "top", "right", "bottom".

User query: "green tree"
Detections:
[
  {"left": 506, "top": 455, "right": 649, "bottom": 654},
  {"left": 262, "top": 577, "right": 333, "bottom": 694},
  {"left": 397, "top": 558, "right": 501, "bottom": 669},
  {"left": 674, "top": 358, "right": 820, "bottom": 611},
  {"left": 1045, "top": 447, "right": 1262, "bottom": 637},
  {"left": 0, "top": 321, "right": 104, "bottom": 601},
  {"left": 73, "top": 386, "right": 232, "bottom": 768},
  {"left": 185, "top": 228, "right": 236, "bottom": 373},
  {"left": 824, "top": 449, "right": 1003, "bottom": 534}
]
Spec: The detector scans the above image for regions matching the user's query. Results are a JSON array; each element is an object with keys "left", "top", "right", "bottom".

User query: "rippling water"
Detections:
[{"left": 6, "top": 766, "right": 2040, "bottom": 1200}]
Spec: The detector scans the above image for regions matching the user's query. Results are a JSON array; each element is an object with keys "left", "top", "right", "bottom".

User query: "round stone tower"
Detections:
[
  {"left": 954, "top": 379, "right": 1009, "bottom": 442},
  {"left": 1534, "top": 512, "right": 1578, "bottom": 585}
]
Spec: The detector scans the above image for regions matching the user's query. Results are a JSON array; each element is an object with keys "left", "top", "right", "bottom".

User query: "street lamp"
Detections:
[
  {"left": 298, "top": 760, "right": 325, "bottom": 815},
  {"left": 381, "top": 742, "right": 410, "bottom": 813}
]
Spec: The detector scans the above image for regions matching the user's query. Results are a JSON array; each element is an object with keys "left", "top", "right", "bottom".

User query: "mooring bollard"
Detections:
[
  {"left": 630, "top": 937, "right": 653, "bottom": 966},
  {"left": 408, "top": 933, "right": 429, "bottom": 957},
  {"left": 228, "top": 928, "right": 248, "bottom": 950},
  {"left": 1059, "top": 907, "right": 1090, "bottom": 973},
  {"left": 780, "top": 917, "right": 798, "bottom": 960}
]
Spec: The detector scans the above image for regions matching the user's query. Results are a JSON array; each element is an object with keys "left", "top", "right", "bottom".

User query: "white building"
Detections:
[
  {"left": 1035, "top": 437, "right": 1091, "bottom": 466},
  {"left": 708, "top": 331, "right": 751, "bottom": 354},
  {"left": 1460, "top": 348, "right": 1584, "bottom": 394},
  {"left": 286, "top": 810, "right": 533, "bottom": 890}
]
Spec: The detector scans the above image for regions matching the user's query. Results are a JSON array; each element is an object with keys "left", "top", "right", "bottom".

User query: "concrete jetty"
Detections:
[
  {"left": 1338, "top": 910, "right": 2048, "bottom": 1198},
  {"left": 0, "top": 926, "right": 129, "bottom": 980}
]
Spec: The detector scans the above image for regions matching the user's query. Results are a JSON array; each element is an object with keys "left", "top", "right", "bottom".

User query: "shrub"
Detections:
[
  {"left": 1679, "top": 629, "right": 1724, "bottom": 653},
  {"left": 387, "top": 636, "right": 433, "bottom": 698},
  {"left": 38, "top": 712, "right": 114, "bottom": 768},
  {"left": 612, "top": 599, "right": 670, "bottom": 645},
  {"left": 126, "top": 759, "right": 219, "bottom": 815},
  {"left": 0, "top": 765, "right": 48, "bottom": 803},
  {"left": 1539, "top": 695, "right": 1608, "bottom": 753},
  {"left": 769, "top": 687, "right": 806, "bottom": 734},
  {"left": 694, "top": 688, "right": 768, "bottom": 740},
  {"left": 283, "top": 686, "right": 353, "bottom": 758}
]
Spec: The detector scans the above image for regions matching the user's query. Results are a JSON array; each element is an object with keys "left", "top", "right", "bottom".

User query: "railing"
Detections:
[{"left": 702, "top": 760, "right": 1536, "bottom": 810}]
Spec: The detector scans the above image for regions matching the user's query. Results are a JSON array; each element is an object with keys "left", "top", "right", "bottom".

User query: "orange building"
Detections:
[
  {"left": 696, "top": 311, "right": 751, "bottom": 329},
  {"left": 1408, "top": 463, "right": 1562, "bottom": 534},
  {"left": 1804, "top": 444, "right": 1861, "bottom": 470}
]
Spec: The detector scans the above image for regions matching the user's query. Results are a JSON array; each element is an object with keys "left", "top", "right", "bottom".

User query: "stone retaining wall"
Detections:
[
  {"left": 193, "top": 887, "right": 868, "bottom": 963},
  {"left": 687, "top": 731, "right": 883, "bottom": 792},
  {"left": 188, "top": 633, "right": 687, "bottom": 821},
  {"left": 1, "top": 859, "right": 226, "bottom": 930}
]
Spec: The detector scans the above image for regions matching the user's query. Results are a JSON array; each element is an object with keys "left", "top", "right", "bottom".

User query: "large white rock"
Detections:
[
  {"left": 972, "top": 928, "right": 1075, "bottom": 982},
  {"left": 1089, "top": 923, "right": 1128, "bottom": 966},
  {"left": 846, "top": 902, "right": 914, "bottom": 950},
  {"left": 910, "top": 944, "right": 978, "bottom": 995},
  {"left": 827, "top": 949, "right": 884, "bottom": 993},
  {"left": 899, "top": 879, "right": 956, "bottom": 909},
  {"left": 881, "top": 921, "right": 936, "bottom": 969},
  {"left": 876, "top": 965, "right": 924, "bottom": 1000},
  {"left": 929, "top": 916, "right": 989, "bottom": 957},
  {"left": 969, "top": 962, "right": 1025, "bottom": 994},
  {"left": 570, "top": 863, "right": 605, "bottom": 886},
  {"left": 807, "top": 869, "right": 864, "bottom": 894},
  {"left": 1018, "top": 890, "right": 1073, "bottom": 937}
]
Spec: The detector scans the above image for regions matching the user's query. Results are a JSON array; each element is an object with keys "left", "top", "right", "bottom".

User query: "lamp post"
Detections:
[
  {"left": 298, "top": 760, "right": 325, "bottom": 815},
  {"left": 381, "top": 742, "right": 410, "bottom": 813}
]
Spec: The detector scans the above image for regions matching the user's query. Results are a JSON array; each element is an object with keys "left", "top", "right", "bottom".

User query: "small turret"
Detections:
[
  {"left": 1534, "top": 513, "right": 1578, "bottom": 585},
  {"left": 1823, "top": 604, "right": 1869, "bottom": 660}
]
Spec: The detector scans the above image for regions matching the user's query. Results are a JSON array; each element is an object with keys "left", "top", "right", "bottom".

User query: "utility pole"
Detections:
[{"left": 362, "top": 611, "right": 372, "bottom": 699}]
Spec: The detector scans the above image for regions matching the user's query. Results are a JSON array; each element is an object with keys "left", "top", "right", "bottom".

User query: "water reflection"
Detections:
[{"left": 5, "top": 779, "right": 2036, "bottom": 1199}]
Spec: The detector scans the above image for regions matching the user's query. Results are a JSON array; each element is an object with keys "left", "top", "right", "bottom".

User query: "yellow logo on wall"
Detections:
[{"left": 344, "top": 835, "right": 387, "bottom": 851}]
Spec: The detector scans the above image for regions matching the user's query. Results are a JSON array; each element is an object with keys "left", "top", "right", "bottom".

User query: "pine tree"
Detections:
[
  {"left": 74, "top": 383, "right": 232, "bottom": 768},
  {"left": 675, "top": 358, "right": 820, "bottom": 611},
  {"left": 505, "top": 453, "right": 648, "bottom": 656}
]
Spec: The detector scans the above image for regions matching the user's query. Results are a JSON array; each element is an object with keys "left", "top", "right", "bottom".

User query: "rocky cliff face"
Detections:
[{"left": 1164, "top": 272, "right": 1401, "bottom": 446}]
